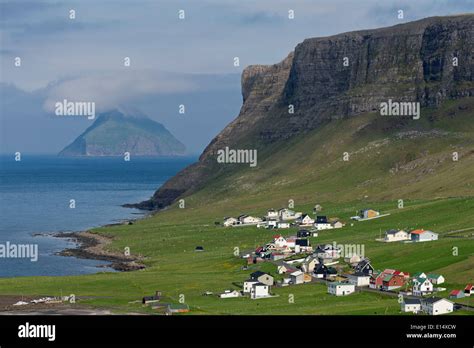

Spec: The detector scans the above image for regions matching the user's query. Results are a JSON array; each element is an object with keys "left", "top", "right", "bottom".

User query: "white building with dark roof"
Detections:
[
  {"left": 401, "top": 298, "right": 421, "bottom": 313},
  {"left": 250, "top": 283, "right": 270, "bottom": 299},
  {"left": 327, "top": 282, "right": 355, "bottom": 296},
  {"left": 346, "top": 272, "right": 371, "bottom": 287},
  {"left": 421, "top": 298, "right": 454, "bottom": 315},
  {"left": 384, "top": 229, "right": 409, "bottom": 242}
]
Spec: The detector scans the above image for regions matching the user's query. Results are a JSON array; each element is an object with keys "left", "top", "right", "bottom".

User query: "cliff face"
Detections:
[
  {"left": 279, "top": 16, "right": 473, "bottom": 133},
  {"left": 135, "top": 15, "right": 474, "bottom": 210},
  {"left": 59, "top": 110, "right": 186, "bottom": 157}
]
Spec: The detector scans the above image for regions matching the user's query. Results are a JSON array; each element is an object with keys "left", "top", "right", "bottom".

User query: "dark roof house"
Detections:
[
  {"left": 295, "top": 239, "right": 310, "bottom": 247},
  {"left": 250, "top": 271, "right": 268, "bottom": 279},
  {"left": 297, "top": 230, "right": 311, "bottom": 238},
  {"left": 316, "top": 216, "right": 328, "bottom": 223},
  {"left": 354, "top": 259, "right": 374, "bottom": 275},
  {"left": 314, "top": 264, "right": 337, "bottom": 277}
]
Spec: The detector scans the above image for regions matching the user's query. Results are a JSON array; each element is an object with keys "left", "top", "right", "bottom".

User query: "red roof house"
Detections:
[
  {"left": 382, "top": 274, "right": 406, "bottom": 290},
  {"left": 449, "top": 289, "right": 465, "bottom": 299},
  {"left": 393, "top": 270, "right": 410, "bottom": 278}
]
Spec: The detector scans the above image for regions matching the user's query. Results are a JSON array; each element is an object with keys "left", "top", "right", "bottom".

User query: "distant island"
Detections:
[{"left": 58, "top": 109, "right": 186, "bottom": 157}]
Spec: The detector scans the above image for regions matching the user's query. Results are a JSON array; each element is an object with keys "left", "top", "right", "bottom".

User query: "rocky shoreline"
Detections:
[{"left": 55, "top": 230, "right": 146, "bottom": 272}]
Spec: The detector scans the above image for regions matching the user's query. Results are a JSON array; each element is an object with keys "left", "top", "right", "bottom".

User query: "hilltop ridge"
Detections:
[{"left": 133, "top": 14, "right": 474, "bottom": 210}]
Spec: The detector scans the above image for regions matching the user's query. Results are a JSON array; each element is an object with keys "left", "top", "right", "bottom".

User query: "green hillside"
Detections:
[
  {"left": 0, "top": 98, "right": 472, "bottom": 315},
  {"left": 186, "top": 97, "right": 474, "bottom": 210}
]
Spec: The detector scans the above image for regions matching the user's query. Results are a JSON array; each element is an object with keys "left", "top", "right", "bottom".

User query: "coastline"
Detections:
[{"left": 55, "top": 228, "right": 146, "bottom": 272}]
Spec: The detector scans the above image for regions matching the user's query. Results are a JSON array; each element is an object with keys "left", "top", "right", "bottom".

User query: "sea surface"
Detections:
[{"left": 0, "top": 155, "right": 195, "bottom": 277}]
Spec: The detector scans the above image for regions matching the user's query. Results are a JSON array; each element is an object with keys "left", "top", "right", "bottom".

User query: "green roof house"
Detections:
[{"left": 427, "top": 273, "right": 445, "bottom": 285}]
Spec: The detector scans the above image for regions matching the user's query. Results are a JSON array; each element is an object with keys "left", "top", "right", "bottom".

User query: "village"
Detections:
[
  {"left": 9, "top": 205, "right": 467, "bottom": 316},
  {"left": 215, "top": 207, "right": 471, "bottom": 315}
]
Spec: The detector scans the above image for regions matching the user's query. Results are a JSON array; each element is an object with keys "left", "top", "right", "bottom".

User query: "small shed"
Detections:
[
  {"left": 449, "top": 289, "right": 465, "bottom": 299},
  {"left": 290, "top": 270, "right": 304, "bottom": 285},
  {"left": 142, "top": 291, "right": 162, "bottom": 305}
]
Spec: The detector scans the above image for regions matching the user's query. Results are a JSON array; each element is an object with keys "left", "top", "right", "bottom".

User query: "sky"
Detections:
[{"left": 1, "top": 0, "right": 472, "bottom": 154}]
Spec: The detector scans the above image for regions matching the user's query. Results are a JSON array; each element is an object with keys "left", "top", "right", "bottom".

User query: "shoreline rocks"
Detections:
[{"left": 54, "top": 231, "right": 146, "bottom": 272}]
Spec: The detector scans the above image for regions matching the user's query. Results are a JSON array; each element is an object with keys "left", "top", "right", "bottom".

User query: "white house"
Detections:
[
  {"left": 277, "top": 265, "right": 288, "bottom": 274},
  {"left": 421, "top": 298, "right": 454, "bottom": 315},
  {"left": 285, "top": 237, "right": 296, "bottom": 248},
  {"left": 347, "top": 273, "right": 371, "bottom": 287},
  {"left": 277, "top": 222, "right": 291, "bottom": 229},
  {"left": 344, "top": 254, "right": 361, "bottom": 265},
  {"left": 413, "top": 272, "right": 427, "bottom": 280},
  {"left": 273, "top": 235, "right": 287, "bottom": 248},
  {"left": 223, "top": 217, "right": 238, "bottom": 227},
  {"left": 332, "top": 221, "right": 344, "bottom": 229},
  {"left": 243, "top": 280, "right": 259, "bottom": 293},
  {"left": 267, "top": 209, "right": 278, "bottom": 219},
  {"left": 314, "top": 222, "right": 333, "bottom": 230},
  {"left": 240, "top": 215, "right": 262, "bottom": 225},
  {"left": 327, "top": 282, "right": 355, "bottom": 296},
  {"left": 219, "top": 290, "right": 240, "bottom": 298},
  {"left": 278, "top": 208, "right": 302, "bottom": 221},
  {"left": 299, "top": 214, "right": 315, "bottom": 226},
  {"left": 267, "top": 220, "right": 278, "bottom": 229},
  {"left": 301, "top": 257, "right": 319, "bottom": 273},
  {"left": 410, "top": 230, "right": 438, "bottom": 242},
  {"left": 401, "top": 298, "right": 421, "bottom": 313},
  {"left": 250, "top": 283, "right": 270, "bottom": 299},
  {"left": 384, "top": 229, "right": 409, "bottom": 242},
  {"left": 413, "top": 277, "right": 433, "bottom": 296},
  {"left": 290, "top": 270, "right": 304, "bottom": 285},
  {"left": 427, "top": 274, "right": 445, "bottom": 285}
]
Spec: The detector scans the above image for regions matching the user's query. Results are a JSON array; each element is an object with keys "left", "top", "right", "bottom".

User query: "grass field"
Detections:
[{"left": 0, "top": 196, "right": 472, "bottom": 315}]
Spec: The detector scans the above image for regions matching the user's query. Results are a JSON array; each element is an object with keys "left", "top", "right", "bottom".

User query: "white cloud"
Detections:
[
  {"left": 2, "top": 0, "right": 472, "bottom": 91},
  {"left": 43, "top": 71, "right": 199, "bottom": 113}
]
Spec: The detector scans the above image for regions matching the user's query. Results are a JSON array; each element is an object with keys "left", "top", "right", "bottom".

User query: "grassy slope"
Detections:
[
  {"left": 0, "top": 99, "right": 472, "bottom": 314},
  {"left": 190, "top": 98, "right": 474, "bottom": 209}
]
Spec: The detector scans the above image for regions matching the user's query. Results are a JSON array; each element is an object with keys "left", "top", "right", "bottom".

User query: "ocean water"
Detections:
[{"left": 0, "top": 155, "right": 195, "bottom": 277}]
